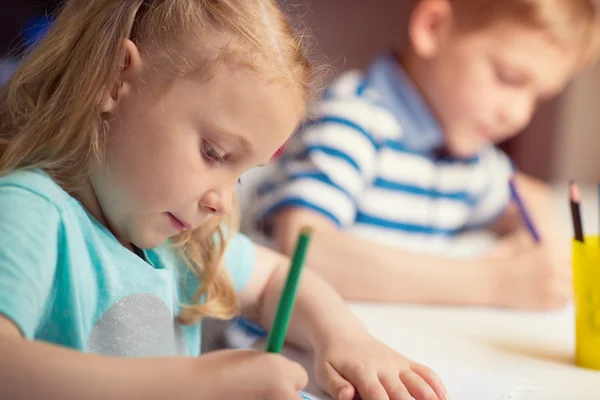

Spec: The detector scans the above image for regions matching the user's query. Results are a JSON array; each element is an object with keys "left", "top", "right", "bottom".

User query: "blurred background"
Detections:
[{"left": 2, "top": 0, "right": 599, "bottom": 184}]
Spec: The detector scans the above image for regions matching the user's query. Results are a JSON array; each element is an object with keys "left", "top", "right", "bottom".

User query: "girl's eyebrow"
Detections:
[{"left": 209, "top": 122, "right": 253, "bottom": 152}]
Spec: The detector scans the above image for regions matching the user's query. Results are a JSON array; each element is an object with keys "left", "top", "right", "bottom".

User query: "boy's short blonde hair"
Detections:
[{"left": 440, "top": 0, "right": 600, "bottom": 68}]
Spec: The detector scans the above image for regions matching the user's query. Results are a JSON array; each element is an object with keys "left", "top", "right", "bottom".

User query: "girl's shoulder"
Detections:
[{"left": 0, "top": 168, "right": 73, "bottom": 211}]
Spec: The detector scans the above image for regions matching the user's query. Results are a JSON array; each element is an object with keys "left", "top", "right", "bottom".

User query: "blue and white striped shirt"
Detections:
[{"left": 255, "top": 53, "right": 513, "bottom": 254}]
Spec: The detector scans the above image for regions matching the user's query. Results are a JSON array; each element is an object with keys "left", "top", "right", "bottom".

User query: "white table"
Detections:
[
  {"left": 285, "top": 184, "right": 600, "bottom": 400},
  {"left": 292, "top": 304, "right": 600, "bottom": 400}
]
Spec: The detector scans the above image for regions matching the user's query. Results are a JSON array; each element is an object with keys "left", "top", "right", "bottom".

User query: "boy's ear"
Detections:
[
  {"left": 408, "top": 0, "right": 453, "bottom": 59},
  {"left": 100, "top": 39, "right": 143, "bottom": 114}
]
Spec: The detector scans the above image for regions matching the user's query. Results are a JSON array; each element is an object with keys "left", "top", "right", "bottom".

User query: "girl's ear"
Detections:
[{"left": 100, "top": 39, "right": 143, "bottom": 114}]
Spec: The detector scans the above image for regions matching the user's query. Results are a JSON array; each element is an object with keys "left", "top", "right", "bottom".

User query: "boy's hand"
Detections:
[
  {"left": 489, "top": 244, "right": 571, "bottom": 310},
  {"left": 485, "top": 229, "right": 532, "bottom": 259},
  {"left": 313, "top": 333, "right": 448, "bottom": 400}
]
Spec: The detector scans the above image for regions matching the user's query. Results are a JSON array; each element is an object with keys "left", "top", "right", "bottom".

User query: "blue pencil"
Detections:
[{"left": 509, "top": 177, "right": 541, "bottom": 243}]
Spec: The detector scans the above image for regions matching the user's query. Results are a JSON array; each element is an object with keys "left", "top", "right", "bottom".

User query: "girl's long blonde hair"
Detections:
[{"left": 0, "top": 0, "right": 312, "bottom": 324}]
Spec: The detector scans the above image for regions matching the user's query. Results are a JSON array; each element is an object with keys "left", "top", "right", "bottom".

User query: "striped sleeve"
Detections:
[
  {"left": 256, "top": 97, "right": 380, "bottom": 229},
  {"left": 466, "top": 147, "right": 515, "bottom": 228}
]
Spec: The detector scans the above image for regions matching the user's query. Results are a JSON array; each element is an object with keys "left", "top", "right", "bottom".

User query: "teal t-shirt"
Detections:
[{"left": 0, "top": 169, "right": 255, "bottom": 357}]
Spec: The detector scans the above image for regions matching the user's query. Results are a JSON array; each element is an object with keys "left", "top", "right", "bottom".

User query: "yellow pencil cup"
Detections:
[{"left": 573, "top": 236, "right": 600, "bottom": 370}]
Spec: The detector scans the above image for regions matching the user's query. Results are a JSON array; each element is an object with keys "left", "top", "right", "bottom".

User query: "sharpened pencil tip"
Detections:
[{"left": 570, "top": 181, "right": 581, "bottom": 203}]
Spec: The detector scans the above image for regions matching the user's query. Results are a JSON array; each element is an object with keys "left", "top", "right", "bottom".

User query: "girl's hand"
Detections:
[
  {"left": 313, "top": 334, "right": 449, "bottom": 400},
  {"left": 198, "top": 349, "right": 308, "bottom": 400}
]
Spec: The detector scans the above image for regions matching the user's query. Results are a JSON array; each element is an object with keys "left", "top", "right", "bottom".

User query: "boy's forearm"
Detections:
[
  {"left": 301, "top": 228, "right": 498, "bottom": 306},
  {"left": 0, "top": 336, "right": 205, "bottom": 400}
]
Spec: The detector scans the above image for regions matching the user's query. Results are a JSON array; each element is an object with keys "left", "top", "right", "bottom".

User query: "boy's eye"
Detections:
[
  {"left": 202, "top": 141, "right": 226, "bottom": 164},
  {"left": 495, "top": 66, "right": 528, "bottom": 87}
]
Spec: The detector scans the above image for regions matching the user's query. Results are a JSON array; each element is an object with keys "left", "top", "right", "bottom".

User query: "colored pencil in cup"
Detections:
[
  {"left": 509, "top": 177, "right": 541, "bottom": 243},
  {"left": 570, "top": 180, "right": 585, "bottom": 242},
  {"left": 265, "top": 226, "right": 312, "bottom": 353}
]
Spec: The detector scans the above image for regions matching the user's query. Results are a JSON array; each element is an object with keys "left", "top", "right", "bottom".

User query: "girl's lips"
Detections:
[{"left": 167, "top": 212, "right": 190, "bottom": 231}]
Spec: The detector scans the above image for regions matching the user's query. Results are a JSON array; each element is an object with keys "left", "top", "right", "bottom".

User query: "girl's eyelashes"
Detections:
[
  {"left": 202, "top": 141, "right": 226, "bottom": 164},
  {"left": 200, "top": 140, "right": 246, "bottom": 185}
]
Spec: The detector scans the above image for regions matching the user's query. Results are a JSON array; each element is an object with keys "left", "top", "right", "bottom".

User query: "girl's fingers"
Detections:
[
  {"left": 401, "top": 370, "right": 441, "bottom": 400},
  {"left": 319, "top": 362, "right": 356, "bottom": 400},
  {"left": 379, "top": 373, "right": 413, "bottom": 400},
  {"left": 410, "top": 362, "right": 448, "bottom": 400}
]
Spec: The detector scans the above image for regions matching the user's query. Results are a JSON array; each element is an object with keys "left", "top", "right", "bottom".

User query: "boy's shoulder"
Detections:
[
  {"left": 323, "top": 69, "right": 367, "bottom": 100},
  {"left": 314, "top": 62, "right": 403, "bottom": 142},
  {"left": 0, "top": 168, "right": 74, "bottom": 211},
  {"left": 330, "top": 53, "right": 443, "bottom": 154}
]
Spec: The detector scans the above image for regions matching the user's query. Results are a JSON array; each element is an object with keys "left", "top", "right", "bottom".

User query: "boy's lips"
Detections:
[{"left": 476, "top": 125, "right": 494, "bottom": 140}]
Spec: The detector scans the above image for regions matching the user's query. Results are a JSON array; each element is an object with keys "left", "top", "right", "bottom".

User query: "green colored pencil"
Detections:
[{"left": 265, "top": 226, "right": 312, "bottom": 353}]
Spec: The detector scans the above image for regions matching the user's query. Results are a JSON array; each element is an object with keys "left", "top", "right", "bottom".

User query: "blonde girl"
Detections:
[{"left": 0, "top": 1, "right": 447, "bottom": 399}]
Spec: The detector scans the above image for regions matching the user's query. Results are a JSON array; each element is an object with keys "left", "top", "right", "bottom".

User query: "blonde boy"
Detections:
[{"left": 256, "top": 0, "right": 600, "bottom": 310}]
